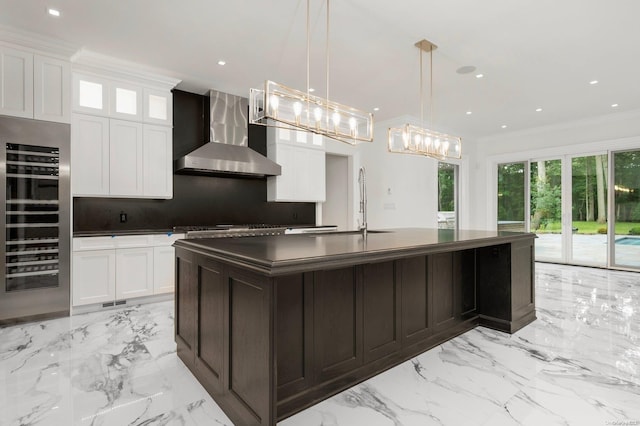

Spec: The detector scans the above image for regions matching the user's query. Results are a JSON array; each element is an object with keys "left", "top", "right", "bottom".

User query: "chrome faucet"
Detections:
[{"left": 358, "top": 167, "right": 367, "bottom": 238}]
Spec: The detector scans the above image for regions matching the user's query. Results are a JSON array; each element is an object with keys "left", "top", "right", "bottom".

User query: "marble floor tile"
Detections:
[{"left": 1, "top": 262, "right": 639, "bottom": 425}]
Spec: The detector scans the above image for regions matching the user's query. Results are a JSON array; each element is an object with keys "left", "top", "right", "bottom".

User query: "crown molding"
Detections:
[
  {"left": 71, "top": 49, "right": 181, "bottom": 90},
  {"left": 0, "top": 24, "right": 78, "bottom": 59}
]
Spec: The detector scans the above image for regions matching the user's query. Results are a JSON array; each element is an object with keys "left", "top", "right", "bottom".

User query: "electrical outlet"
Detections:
[{"left": 119, "top": 212, "right": 127, "bottom": 223}]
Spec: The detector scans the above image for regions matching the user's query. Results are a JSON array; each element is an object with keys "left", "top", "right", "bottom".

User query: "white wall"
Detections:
[
  {"left": 322, "top": 115, "right": 472, "bottom": 231},
  {"left": 469, "top": 108, "right": 640, "bottom": 230}
]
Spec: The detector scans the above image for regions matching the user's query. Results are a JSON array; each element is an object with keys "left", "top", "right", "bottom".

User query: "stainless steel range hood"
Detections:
[{"left": 175, "top": 90, "right": 281, "bottom": 177}]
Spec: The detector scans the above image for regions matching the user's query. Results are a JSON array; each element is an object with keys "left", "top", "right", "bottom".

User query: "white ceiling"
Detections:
[{"left": 2, "top": 0, "right": 639, "bottom": 140}]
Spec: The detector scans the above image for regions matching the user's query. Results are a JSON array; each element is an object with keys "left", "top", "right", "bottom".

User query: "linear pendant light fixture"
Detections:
[
  {"left": 388, "top": 39, "right": 462, "bottom": 159},
  {"left": 249, "top": 0, "right": 374, "bottom": 145}
]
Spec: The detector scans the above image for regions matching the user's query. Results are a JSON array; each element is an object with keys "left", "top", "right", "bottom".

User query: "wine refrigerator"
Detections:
[{"left": 0, "top": 116, "right": 70, "bottom": 325}]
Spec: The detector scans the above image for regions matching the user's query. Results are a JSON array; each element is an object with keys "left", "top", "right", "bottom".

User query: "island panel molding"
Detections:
[{"left": 174, "top": 228, "right": 536, "bottom": 425}]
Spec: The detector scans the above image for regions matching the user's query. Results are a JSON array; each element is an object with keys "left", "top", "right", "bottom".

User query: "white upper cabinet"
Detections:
[
  {"left": 71, "top": 115, "right": 173, "bottom": 199},
  {"left": 143, "top": 124, "right": 172, "bottom": 198},
  {"left": 33, "top": 55, "right": 70, "bottom": 123},
  {"left": 267, "top": 127, "right": 326, "bottom": 202},
  {"left": 71, "top": 114, "right": 110, "bottom": 196},
  {"left": 72, "top": 72, "right": 109, "bottom": 115},
  {"left": 109, "top": 119, "right": 144, "bottom": 196},
  {"left": 110, "top": 82, "right": 142, "bottom": 120},
  {"left": 0, "top": 46, "right": 34, "bottom": 119},
  {"left": 143, "top": 87, "right": 172, "bottom": 125},
  {"left": 72, "top": 73, "right": 172, "bottom": 126},
  {"left": 70, "top": 66, "right": 177, "bottom": 198}
]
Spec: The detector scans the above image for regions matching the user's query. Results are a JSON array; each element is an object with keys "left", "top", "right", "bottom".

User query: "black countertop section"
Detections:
[
  {"left": 73, "top": 229, "right": 175, "bottom": 237},
  {"left": 174, "top": 228, "right": 536, "bottom": 276}
]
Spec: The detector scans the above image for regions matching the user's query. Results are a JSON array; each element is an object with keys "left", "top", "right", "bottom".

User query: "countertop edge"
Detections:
[{"left": 174, "top": 231, "right": 536, "bottom": 277}]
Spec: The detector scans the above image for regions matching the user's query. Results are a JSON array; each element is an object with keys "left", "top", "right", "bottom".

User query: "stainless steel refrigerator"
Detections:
[{"left": 0, "top": 116, "right": 70, "bottom": 325}]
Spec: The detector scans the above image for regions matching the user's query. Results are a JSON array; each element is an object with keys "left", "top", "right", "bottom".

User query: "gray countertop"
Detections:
[{"left": 174, "top": 228, "right": 535, "bottom": 276}]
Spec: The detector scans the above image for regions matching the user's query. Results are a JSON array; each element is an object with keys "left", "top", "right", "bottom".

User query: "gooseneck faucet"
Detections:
[{"left": 358, "top": 167, "right": 367, "bottom": 238}]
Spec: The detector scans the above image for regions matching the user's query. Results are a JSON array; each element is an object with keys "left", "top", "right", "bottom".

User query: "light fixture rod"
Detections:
[
  {"left": 326, "top": 0, "right": 330, "bottom": 123},
  {"left": 306, "top": 0, "right": 311, "bottom": 124},
  {"left": 414, "top": 39, "right": 437, "bottom": 130}
]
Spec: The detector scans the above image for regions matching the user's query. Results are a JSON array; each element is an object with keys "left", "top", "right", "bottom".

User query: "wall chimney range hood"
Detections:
[{"left": 175, "top": 90, "right": 281, "bottom": 177}]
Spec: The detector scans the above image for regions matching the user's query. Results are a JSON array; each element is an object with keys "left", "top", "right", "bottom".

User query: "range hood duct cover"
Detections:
[{"left": 175, "top": 89, "right": 281, "bottom": 177}]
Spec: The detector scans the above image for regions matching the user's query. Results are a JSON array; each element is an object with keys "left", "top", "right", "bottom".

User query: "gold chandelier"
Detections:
[
  {"left": 388, "top": 39, "right": 462, "bottom": 159},
  {"left": 249, "top": 0, "right": 374, "bottom": 145}
]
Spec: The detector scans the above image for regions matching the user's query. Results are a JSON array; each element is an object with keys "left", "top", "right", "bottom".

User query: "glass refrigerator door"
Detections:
[{"left": 5, "top": 143, "right": 61, "bottom": 292}]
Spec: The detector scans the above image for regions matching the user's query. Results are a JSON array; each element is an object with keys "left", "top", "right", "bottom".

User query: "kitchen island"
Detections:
[{"left": 173, "top": 228, "right": 536, "bottom": 425}]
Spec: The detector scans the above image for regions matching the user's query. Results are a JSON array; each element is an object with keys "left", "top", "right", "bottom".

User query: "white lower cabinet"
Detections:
[
  {"left": 115, "top": 248, "right": 154, "bottom": 299},
  {"left": 72, "top": 249, "right": 116, "bottom": 306},
  {"left": 72, "top": 233, "right": 183, "bottom": 307},
  {"left": 153, "top": 246, "right": 176, "bottom": 294}
]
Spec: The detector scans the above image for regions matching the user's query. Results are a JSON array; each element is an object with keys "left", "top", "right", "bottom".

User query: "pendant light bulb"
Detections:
[
  {"left": 314, "top": 107, "right": 323, "bottom": 122},
  {"left": 293, "top": 101, "right": 302, "bottom": 117},
  {"left": 269, "top": 95, "right": 279, "bottom": 111},
  {"left": 332, "top": 110, "right": 341, "bottom": 127}
]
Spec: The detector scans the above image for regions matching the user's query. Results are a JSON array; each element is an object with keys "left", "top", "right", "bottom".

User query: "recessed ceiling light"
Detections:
[
  {"left": 308, "top": 88, "right": 315, "bottom": 92},
  {"left": 535, "top": 108, "right": 543, "bottom": 112},
  {"left": 217, "top": 60, "right": 226, "bottom": 66},
  {"left": 456, "top": 65, "right": 476, "bottom": 74},
  {"left": 590, "top": 80, "right": 599, "bottom": 85},
  {"left": 501, "top": 125, "right": 507, "bottom": 129},
  {"left": 373, "top": 107, "right": 380, "bottom": 111},
  {"left": 47, "top": 8, "right": 61, "bottom": 17},
  {"left": 475, "top": 74, "right": 484, "bottom": 79},
  {"left": 611, "top": 103, "right": 619, "bottom": 108},
  {"left": 466, "top": 111, "right": 472, "bottom": 115}
]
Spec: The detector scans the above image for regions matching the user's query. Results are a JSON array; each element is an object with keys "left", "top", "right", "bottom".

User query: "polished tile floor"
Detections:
[{"left": 1, "top": 262, "right": 639, "bottom": 425}]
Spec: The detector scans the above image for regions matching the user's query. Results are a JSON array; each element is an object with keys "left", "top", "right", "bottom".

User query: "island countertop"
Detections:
[{"left": 173, "top": 228, "right": 535, "bottom": 276}]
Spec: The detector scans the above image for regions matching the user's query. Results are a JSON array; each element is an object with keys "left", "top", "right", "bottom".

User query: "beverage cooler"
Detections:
[{"left": 0, "top": 116, "right": 70, "bottom": 325}]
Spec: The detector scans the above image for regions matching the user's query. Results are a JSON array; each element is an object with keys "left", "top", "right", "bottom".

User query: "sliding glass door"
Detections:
[
  {"left": 570, "top": 154, "right": 608, "bottom": 267},
  {"left": 497, "top": 162, "right": 528, "bottom": 232},
  {"left": 612, "top": 150, "right": 640, "bottom": 269},
  {"left": 497, "top": 149, "right": 640, "bottom": 271},
  {"left": 437, "top": 162, "right": 458, "bottom": 230},
  {"left": 530, "top": 158, "right": 563, "bottom": 262}
]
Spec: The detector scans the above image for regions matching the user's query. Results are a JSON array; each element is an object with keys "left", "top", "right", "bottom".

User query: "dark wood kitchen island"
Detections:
[{"left": 173, "top": 228, "right": 536, "bottom": 425}]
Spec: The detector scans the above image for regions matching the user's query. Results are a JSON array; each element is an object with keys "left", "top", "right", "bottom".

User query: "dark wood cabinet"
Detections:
[
  {"left": 275, "top": 273, "right": 313, "bottom": 400},
  {"left": 175, "top": 250, "right": 196, "bottom": 366},
  {"left": 313, "top": 267, "right": 363, "bottom": 382},
  {"left": 194, "top": 258, "right": 224, "bottom": 393},
  {"left": 362, "top": 261, "right": 401, "bottom": 363},
  {"left": 175, "top": 248, "right": 275, "bottom": 425},
  {"left": 174, "top": 230, "right": 536, "bottom": 426},
  {"left": 476, "top": 240, "right": 536, "bottom": 332},
  {"left": 401, "top": 256, "right": 431, "bottom": 347}
]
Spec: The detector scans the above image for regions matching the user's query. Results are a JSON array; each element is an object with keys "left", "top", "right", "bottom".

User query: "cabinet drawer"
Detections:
[
  {"left": 74, "top": 236, "right": 117, "bottom": 251},
  {"left": 74, "top": 235, "right": 153, "bottom": 251}
]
